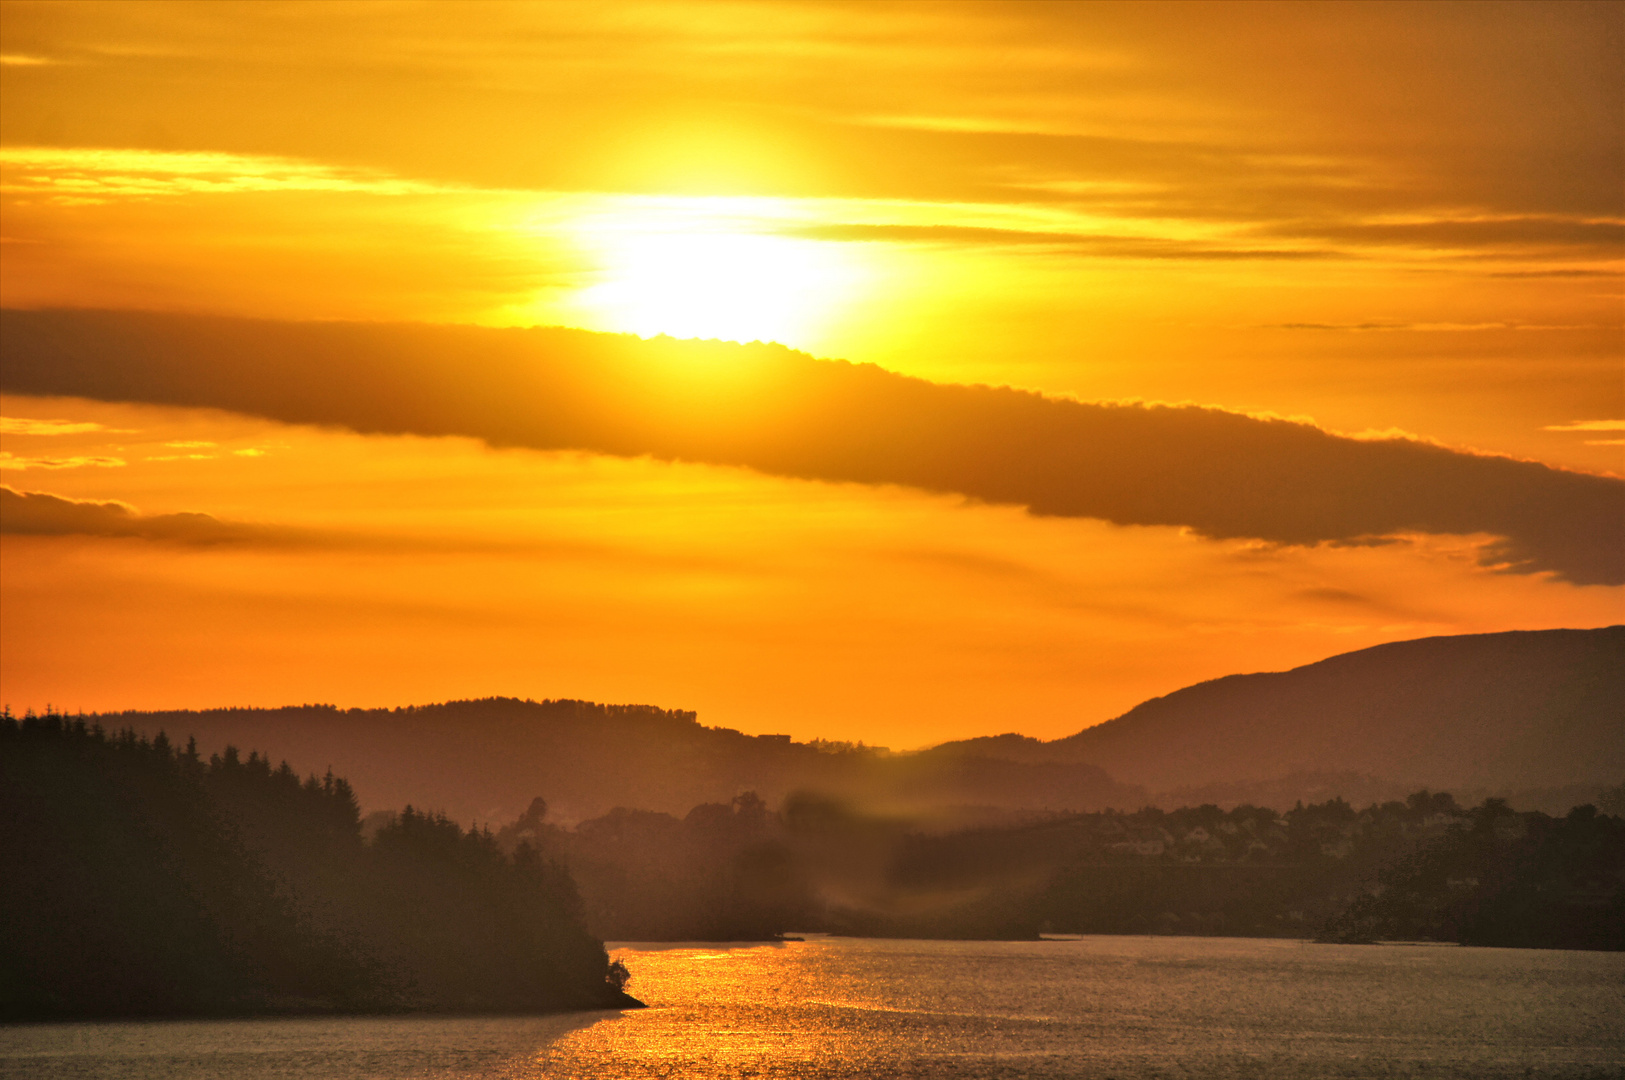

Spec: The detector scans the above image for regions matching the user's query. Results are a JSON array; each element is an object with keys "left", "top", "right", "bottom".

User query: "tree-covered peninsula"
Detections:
[{"left": 0, "top": 709, "right": 639, "bottom": 1020}]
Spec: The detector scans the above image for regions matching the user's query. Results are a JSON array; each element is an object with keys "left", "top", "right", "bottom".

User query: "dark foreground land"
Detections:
[
  {"left": 0, "top": 711, "right": 639, "bottom": 1021},
  {"left": 5, "top": 707, "right": 1621, "bottom": 1023}
]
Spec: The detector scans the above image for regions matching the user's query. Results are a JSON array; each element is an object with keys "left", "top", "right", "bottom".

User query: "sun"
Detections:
[{"left": 566, "top": 203, "right": 865, "bottom": 347}]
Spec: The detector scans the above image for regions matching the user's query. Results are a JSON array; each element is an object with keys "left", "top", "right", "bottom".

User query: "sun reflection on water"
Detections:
[
  {"left": 4, "top": 937, "right": 1620, "bottom": 1078},
  {"left": 509, "top": 936, "right": 1625, "bottom": 1080}
]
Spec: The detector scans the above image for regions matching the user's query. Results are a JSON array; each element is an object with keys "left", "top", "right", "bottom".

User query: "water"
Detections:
[{"left": 4, "top": 936, "right": 1622, "bottom": 1079}]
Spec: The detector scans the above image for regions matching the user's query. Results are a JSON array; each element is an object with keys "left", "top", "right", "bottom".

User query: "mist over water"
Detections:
[{"left": 5, "top": 936, "right": 1622, "bottom": 1079}]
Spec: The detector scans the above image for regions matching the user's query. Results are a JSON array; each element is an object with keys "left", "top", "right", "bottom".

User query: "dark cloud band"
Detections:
[{"left": 2, "top": 308, "right": 1619, "bottom": 583}]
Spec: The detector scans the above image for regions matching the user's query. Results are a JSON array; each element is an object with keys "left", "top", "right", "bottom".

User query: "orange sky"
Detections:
[{"left": 1, "top": 2, "right": 1620, "bottom": 748}]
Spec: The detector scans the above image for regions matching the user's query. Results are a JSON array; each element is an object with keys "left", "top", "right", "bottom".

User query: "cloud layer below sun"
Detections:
[{"left": 4, "top": 308, "right": 1620, "bottom": 585}]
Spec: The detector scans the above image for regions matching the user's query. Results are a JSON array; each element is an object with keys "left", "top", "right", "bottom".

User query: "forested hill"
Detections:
[
  {"left": 0, "top": 710, "right": 637, "bottom": 1019},
  {"left": 945, "top": 626, "right": 1624, "bottom": 796},
  {"left": 88, "top": 698, "right": 1143, "bottom": 825}
]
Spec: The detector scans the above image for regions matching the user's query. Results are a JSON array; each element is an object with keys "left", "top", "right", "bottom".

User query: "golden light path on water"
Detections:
[
  {"left": 506, "top": 937, "right": 1625, "bottom": 1079},
  {"left": 3, "top": 936, "right": 1623, "bottom": 1077}
]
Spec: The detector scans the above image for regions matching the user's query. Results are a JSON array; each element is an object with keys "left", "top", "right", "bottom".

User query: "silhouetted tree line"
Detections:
[
  {"left": 1319, "top": 798, "right": 1625, "bottom": 949},
  {"left": 495, "top": 787, "right": 1623, "bottom": 948},
  {"left": 0, "top": 709, "right": 638, "bottom": 1019},
  {"left": 868, "top": 791, "right": 1624, "bottom": 945},
  {"left": 496, "top": 792, "right": 815, "bottom": 940}
]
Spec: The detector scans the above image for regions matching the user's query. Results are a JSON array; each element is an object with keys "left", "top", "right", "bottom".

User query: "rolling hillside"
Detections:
[
  {"left": 86, "top": 626, "right": 1622, "bottom": 823},
  {"left": 949, "top": 626, "right": 1624, "bottom": 797},
  {"left": 91, "top": 698, "right": 1140, "bottom": 825}
]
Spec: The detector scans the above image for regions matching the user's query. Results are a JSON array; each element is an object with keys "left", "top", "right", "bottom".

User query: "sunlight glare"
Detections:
[{"left": 569, "top": 208, "right": 865, "bottom": 347}]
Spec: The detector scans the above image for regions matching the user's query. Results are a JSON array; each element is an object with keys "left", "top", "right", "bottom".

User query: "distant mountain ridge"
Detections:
[
  {"left": 940, "top": 626, "right": 1625, "bottom": 795},
  {"left": 89, "top": 698, "right": 1140, "bottom": 825},
  {"left": 84, "top": 626, "right": 1622, "bottom": 823}
]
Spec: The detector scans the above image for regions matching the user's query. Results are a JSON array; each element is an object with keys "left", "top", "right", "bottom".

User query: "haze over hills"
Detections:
[{"left": 82, "top": 626, "right": 1623, "bottom": 826}]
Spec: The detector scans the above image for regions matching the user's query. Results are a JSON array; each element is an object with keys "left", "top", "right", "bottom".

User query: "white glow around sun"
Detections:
[{"left": 562, "top": 203, "right": 866, "bottom": 347}]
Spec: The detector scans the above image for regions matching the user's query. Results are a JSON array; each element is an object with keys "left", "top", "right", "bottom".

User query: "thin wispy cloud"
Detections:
[
  {"left": 1, "top": 486, "right": 247, "bottom": 543},
  {"left": 0, "top": 147, "right": 439, "bottom": 201},
  {"left": 1543, "top": 421, "right": 1625, "bottom": 433},
  {"left": 785, "top": 222, "right": 1337, "bottom": 261},
  {"left": 0, "top": 451, "right": 126, "bottom": 471},
  {"left": 0, "top": 483, "right": 743, "bottom": 566},
  {"left": 1268, "top": 322, "right": 1605, "bottom": 334},
  {"left": 0, "top": 416, "right": 123, "bottom": 435}
]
